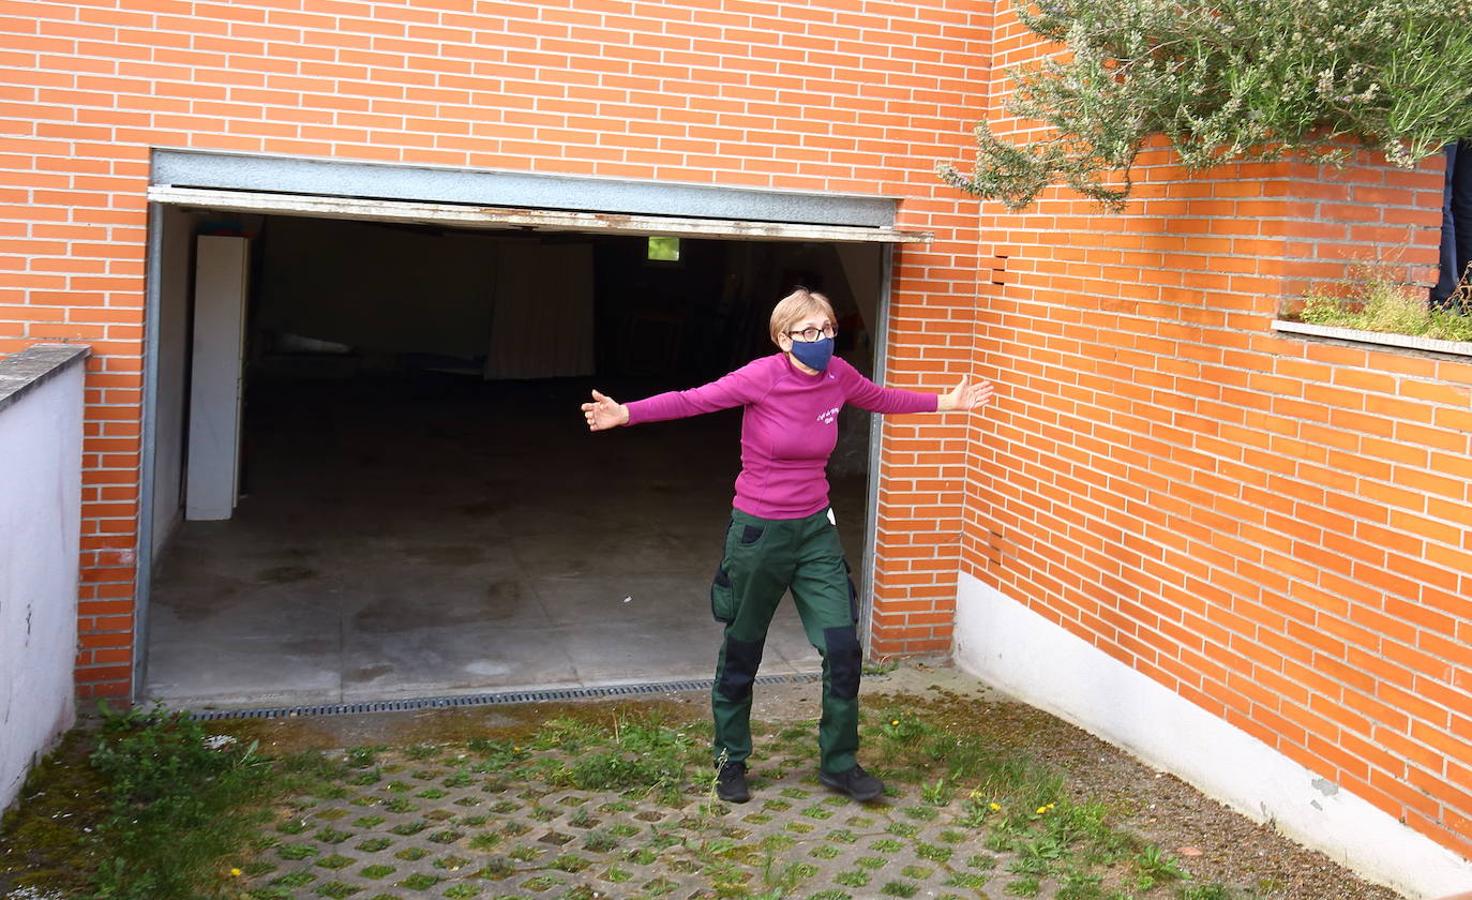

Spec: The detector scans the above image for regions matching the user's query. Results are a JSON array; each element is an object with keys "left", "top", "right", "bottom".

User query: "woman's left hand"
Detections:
[{"left": 939, "top": 378, "right": 995, "bottom": 411}]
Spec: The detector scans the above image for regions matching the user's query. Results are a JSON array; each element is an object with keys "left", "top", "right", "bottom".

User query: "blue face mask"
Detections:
[{"left": 789, "top": 336, "right": 834, "bottom": 372}]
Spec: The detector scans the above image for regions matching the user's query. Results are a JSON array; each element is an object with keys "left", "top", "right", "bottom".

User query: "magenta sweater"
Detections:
[{"left": 625, "top": 353, "right": 937, "bottom": 519}]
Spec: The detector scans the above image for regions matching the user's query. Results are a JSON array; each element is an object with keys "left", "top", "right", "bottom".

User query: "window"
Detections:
[{"left": 647, "top": 236, "right": 680, "bottom": 262}]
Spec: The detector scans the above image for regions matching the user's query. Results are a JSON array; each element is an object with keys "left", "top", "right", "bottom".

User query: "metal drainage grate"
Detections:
[{"left": 189, "top": 671, "right": 822, "bottom": 721}]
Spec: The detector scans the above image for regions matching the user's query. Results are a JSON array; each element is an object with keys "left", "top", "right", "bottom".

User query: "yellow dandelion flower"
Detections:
[
  {"left": 988, "top": 802, "right": 1001, "bottom": 811},
  {"left": 890, "top": 719, "right": 900, "bottom": 726},
  {"left": 230, "top": 868, "right": 242, "bottom": 877}
]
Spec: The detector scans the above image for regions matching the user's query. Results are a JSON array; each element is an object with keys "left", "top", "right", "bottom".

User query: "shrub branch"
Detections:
[{"left": 942, "top": 0, "right": 1472, "bottom": 210}]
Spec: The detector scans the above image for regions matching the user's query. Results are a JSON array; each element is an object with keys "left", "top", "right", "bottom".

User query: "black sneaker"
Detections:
[
  {"left": 819, "top": 764, "right": 884, "bottom": 802},
  {"left": 715, "top": 761, "right": 750, "bottom": 803}
]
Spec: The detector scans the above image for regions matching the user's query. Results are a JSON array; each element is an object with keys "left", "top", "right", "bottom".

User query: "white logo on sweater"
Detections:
[{"left": 817, "top": 406, "right": 841, "bottom": 425}]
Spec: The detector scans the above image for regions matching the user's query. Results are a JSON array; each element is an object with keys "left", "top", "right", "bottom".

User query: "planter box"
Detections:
[{"left": 1272, "top": 319, "right": 1472, "bottom": 358}]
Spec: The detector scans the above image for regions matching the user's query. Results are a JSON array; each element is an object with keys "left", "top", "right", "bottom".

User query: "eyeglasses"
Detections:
[{"left": 787, "top": 324, "right": 837, "bottom": 342}]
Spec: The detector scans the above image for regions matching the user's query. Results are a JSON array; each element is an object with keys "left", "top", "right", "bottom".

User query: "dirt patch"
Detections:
[{"left": 0, "top": 729, "right": 108, "bottom": 897}]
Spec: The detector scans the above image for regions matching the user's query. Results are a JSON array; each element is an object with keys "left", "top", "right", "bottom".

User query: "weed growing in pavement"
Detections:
[
  {"left": 582, "top": 829, "right": 620, "bottom": 852},
  {"left": 76, "top": 702, "right": 344, "bottom": 900},
  {"left": 344, "top": 745, "right": 382, "bottom": 768},
  {"left": 760, "top": 855, "right": 818, "bottom": 893},
  {"left": 529, "top": 716, "right": 605, "bottom": 753},
  {"left": 566, "top": 745, "right": 660, "bottom": 791},
  {"left": 920, "top": 776, "right": 953, "bottom": 806},
  {"left": 550, "top": 712, "right": 695, "bottom": 802},
  {"left": 695, "top": 748, "right": 727, "bottom": 823},
  {"left": 865, "top": 698, "right": 1232, "bottom": 897},
  {"left": 1133, "top": 842, "right": 1189, "bottom": 890},
  {"left": 466, "top": 737, "right": 530, "bottom": 773},
  {"left": 861, "top": 657, "right": 899, "bottom": 676}
]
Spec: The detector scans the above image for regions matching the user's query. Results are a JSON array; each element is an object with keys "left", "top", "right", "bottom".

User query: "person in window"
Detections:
[
  {"left": 1432, "top": 139, "right": 1472, "bottom": 310},
  {"left": 581, "top": 287, "right": 994, "bottom": 804}
]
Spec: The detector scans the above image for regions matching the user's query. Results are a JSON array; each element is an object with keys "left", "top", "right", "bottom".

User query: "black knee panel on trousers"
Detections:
[
  {"left": 823, "top": 626, "right": 862, "bottom": 700},
  {"left": 718, "top": 636, "right": 765, "bottom": 701}
]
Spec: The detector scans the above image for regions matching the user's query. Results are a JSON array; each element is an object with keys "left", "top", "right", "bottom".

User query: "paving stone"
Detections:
[{"left": 242, "top": 738, "right": 1037, "bottom": 900}]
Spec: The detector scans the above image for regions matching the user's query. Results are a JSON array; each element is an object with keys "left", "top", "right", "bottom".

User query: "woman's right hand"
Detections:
[{"left": 582, "top": 389, "right": 629, "bottom": 431}]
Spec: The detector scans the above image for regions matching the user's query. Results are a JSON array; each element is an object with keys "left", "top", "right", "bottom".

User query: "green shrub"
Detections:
[{"left": 942, "top": 0, "right": 1472, "bottom": 210}]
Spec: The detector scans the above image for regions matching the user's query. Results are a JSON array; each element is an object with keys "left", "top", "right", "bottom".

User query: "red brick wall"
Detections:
[
  {"left": 0, "top": 0, "right": 989, "bottom": 696},
  {"left": 10, "top": 0, "right": 1465, "bottom": 864},
  {"left": 962, "top": 4, "right": 1470, "bottom": 858}
]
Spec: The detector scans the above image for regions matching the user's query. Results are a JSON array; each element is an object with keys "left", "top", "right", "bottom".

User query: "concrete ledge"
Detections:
[
  {"left": 1273, "top": 319, "right": 1472, "bottom": 358},
  {"left": 952, "top": 573, "right": 1472, "bottom": 899},
  {"left": 0, "top": 343, "right": 91, "bottom": 415}
]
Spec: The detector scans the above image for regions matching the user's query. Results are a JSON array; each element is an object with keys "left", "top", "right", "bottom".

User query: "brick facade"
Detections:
[
  {"left": 2, "top": 0, "right": 1466, "bottom": 863},
  {"left": 961, "top": 2, "right": 1470, "bottom": 860},
  {"left": 0, "top": 0, "right": 987, "bottom": 691}
]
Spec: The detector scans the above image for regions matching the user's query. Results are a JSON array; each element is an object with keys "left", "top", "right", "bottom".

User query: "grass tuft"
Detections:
[{"left": 1294, "top": 265, "right": 1472, "bottom": 342}]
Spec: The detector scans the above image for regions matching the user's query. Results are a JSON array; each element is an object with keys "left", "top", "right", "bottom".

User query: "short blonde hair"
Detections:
[{"left": 768, "top": 287, "right": 836, "bottom": 346}]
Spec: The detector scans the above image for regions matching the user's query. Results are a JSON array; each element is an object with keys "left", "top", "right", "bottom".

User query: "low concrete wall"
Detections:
[
  {"left": 0, "top": 344, "right": 88, "bottom": 813},
  {"left": 953, "top": 573, "right": 1472, "bottom": 899}
]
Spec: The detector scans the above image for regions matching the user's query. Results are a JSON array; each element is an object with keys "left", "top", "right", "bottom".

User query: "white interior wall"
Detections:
[
  {"left": 185, "top": 235, "right": 250, "bottom": 521},
  {"left": 0, "top": 353, "right": 85, "bottom": 813},
  {"left": 151, "top": 206, "right": 193, "bottom": 558},
  {"left": 952, "top": 573, "right": 1472, "bottom": 899}
]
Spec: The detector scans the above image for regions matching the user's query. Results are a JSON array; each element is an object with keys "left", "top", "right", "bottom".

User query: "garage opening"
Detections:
[{"left": 140, "top": 197, "right": 906, "bottom": 708}]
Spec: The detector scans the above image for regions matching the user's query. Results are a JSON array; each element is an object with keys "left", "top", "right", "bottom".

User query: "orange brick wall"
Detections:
[
  {"left": 961, "top": 5, "right": 1470, "bottom": 858},
  {"left": 0, "top": 0, "right": 988, "bottom": 696},
  {"left": 7, "top": 0, "right": 1466, "bottom": 864}
]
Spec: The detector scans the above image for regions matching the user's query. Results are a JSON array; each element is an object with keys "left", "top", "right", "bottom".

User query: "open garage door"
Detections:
[
  {"left": 145, "top": 148, "right": 930, "bottom": 246},
  {"left": 138, "top": 151, "right": 920, "bottom": 707}
]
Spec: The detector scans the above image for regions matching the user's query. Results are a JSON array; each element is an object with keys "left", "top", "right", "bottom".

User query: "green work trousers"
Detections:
[{"left": 709, "top": 507, "right": 863, "bottom": 775}]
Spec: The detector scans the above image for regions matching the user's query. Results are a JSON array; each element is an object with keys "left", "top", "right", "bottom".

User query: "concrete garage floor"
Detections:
[{"left": 143, "top": 374, "right": 870, "bottom": 709}]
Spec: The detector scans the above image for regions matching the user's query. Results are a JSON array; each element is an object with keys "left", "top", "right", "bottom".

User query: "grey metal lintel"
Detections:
[{"left": 150, "top": 149, "right": 898, "bottom": 228}]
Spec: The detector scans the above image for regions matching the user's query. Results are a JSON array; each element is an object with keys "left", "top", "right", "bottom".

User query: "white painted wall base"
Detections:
[
  {"left": 952, "top": 573, "right": 1472, "bottom": 899},
  {"left": 0, "top": 348, "right": 85, "bottom": 814}
]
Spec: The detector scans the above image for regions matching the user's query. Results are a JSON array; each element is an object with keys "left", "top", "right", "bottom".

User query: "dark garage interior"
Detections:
[{"left": 142, "top": 213, "right": 886, "bottom": 707}]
